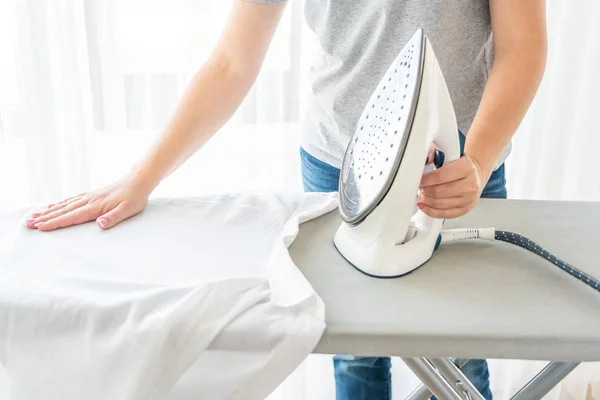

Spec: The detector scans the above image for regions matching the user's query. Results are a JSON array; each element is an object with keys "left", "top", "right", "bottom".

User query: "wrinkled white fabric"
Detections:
[{"left": 0, "top": 192, "right": 338, "bottom": 400}]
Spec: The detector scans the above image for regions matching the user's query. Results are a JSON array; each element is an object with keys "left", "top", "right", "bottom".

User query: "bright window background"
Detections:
[{"left": 0, "top": 0, "right": 311, "bottom": 210}]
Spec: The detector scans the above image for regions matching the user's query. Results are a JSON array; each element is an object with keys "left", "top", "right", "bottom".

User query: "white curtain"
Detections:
[
  {"left": 0, "top": 0, "right": 599, "bottom": 399},
  {"left": 0, "top": 0, "right": 307, "bottom": 211},
  {"left": 505, "top": 0, "right": 600, "bottom": 202}
]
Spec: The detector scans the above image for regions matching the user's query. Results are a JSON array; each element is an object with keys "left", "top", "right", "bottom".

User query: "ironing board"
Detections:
[
  {"left": 290, "top": 198, "right": 600, "bottom": 399},
  {"left": 1, "top": 197, "right": 598, "bottom": 399}
]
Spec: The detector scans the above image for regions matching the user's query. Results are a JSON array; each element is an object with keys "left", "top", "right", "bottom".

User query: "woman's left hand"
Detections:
[{"left": 418, "top": 148, "right": 490, "bottom": 219}]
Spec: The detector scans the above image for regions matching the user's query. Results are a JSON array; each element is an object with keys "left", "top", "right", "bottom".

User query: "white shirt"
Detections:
[{"left": 0, "top": 192, "right": 338, "bottom": 400}]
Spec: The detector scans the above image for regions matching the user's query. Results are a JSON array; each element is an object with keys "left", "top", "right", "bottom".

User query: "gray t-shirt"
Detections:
[{"left": 246, "top": 0, "right": 510, "bottom": 169}]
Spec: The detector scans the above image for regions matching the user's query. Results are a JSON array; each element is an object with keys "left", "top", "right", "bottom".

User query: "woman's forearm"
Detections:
[
  {"left": 131, "top": 58, "right": 256, "bottom": 192},
  {"left": 126, "top": 2, "right": 287, "bottom": 193},
  {"left": 418, "top": 42, "right": 546, "bottom": 219},
  {"left": 464, "top": 45, "right": 547, "bottom": 177},
  {"left": 464, "top": 0, "right": 547, "bottom": 179}
]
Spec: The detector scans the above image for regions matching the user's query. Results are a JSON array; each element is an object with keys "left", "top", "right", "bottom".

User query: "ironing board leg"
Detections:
[
  {"left": 404, "top": 383, "right": 434, "bottom": 400},
  {"left": 509, "top": 362, "right": 580, "bottom": 400},
  {"left": 404, "top": 359, "right": 578, "bottom": 400},
  {"left": 405, "top": 359, "right": 470, "bottom": 400},
  {"left": 402, "top": 358, "right": 465, "bottom": 400},
  {"left": 429, "top": 358, "right": 485, "bottom": 400}
]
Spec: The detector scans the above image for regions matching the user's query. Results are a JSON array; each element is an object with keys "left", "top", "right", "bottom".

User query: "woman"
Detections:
[{"left": 26, "top": 1, "right": 547, "bottom": 398}]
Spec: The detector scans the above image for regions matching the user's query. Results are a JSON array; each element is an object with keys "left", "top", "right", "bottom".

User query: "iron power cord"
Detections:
[{"left": 439, "top": 228, "right": 600, "bottom": 294}]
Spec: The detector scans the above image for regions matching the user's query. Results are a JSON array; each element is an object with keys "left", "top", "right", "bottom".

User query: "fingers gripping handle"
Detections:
[{"left": 414, "top": 130, "right": 460, "bottom": 234}]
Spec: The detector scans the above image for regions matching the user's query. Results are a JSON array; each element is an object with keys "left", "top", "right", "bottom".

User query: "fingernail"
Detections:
[
  {"left": 97, "top": 218, "right": 108, "bottom": 228},
  {"left": 34, "top": 222, "right": 44, "bottom": 228},
  {"left": 31, "top": 213, "right": 41, "bottom": 218}
]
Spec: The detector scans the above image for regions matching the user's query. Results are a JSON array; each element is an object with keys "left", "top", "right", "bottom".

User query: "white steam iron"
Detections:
[{"left": 333, "top": 28, "right": 461, "bottom": 278}]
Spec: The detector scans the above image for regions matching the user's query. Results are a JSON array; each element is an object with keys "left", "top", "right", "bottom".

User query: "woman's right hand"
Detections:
[{"left": 25, "top": 175, "right": 153, "bottom": 232}]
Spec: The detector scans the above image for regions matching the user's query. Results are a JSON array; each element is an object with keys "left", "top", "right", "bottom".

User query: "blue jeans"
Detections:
[{"left": 300, "top": 133, "right": 505, "bottom": 400}]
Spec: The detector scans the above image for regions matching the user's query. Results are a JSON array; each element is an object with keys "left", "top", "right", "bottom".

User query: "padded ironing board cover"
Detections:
[{"left": 0, "top": 193, "right": 338, "bottom": 400}]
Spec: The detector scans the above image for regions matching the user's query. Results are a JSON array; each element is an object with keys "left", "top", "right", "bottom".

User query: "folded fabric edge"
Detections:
[{"left": 266, "top": 192, "right": 338, "bottom": 309}]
